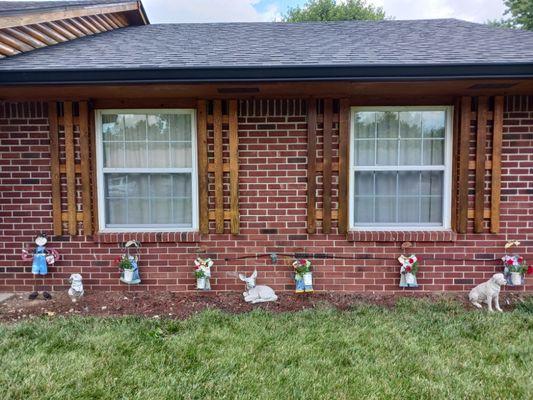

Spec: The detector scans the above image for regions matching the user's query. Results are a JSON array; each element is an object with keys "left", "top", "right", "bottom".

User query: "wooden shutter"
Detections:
[
  {"left": 454, "top": 95, "right": 504, "bottom": 234},
  {"left": 196, "top": 99, "right": 240, "bottom": 234},
  {"left": 48, "top": 100, "right": 94, "bottom": 236}
]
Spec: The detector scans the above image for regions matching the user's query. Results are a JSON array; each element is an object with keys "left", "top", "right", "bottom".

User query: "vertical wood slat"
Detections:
[
  {"left": 474, "top": 96, "right": 488, "bottom": 233},
  {"left": 63, "top": 101, "right": 77, "bottom": 235},
  {"left": 307, "top": 99, "right": 317, "bottom": 234},
  {"left": 322, "top": 99, "right": 333, "bottom": 234},
  {"left": 213, "top": 100, "right": 224, "bottom": 234},
  {"left": 338, "top": 99, "right": 350, "bottom": 234},
  {"left": 450, "top": 98, "right": 461, "bottom": 232},
  {"left": 457, "top": 96, "right": 471, "bottom": 233},
  {"left": 228, "top": 100, "right": 240, "bottom": 234},
  {"left": 78, "top": 101, "right": 92, "bottom": 235},
  {"left": 48, "top": 102, "right": 62, "bottom": 236},
  {"left": 196, "top": 100, "right": 209, "bottom": 234},
  {"left": 491, "top": 96, "right": 504, "bottom": 233},
  {"left": 89, "top": 106, "right": 99, "bottom": 233}
]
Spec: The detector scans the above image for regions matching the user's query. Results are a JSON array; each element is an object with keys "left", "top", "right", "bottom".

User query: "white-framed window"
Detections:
[
  {"left": 95, "top": 109, "right": 198, "bottom": 232},
  {"left": 349, "top": 106, "right": 453, "bottom": 231}
]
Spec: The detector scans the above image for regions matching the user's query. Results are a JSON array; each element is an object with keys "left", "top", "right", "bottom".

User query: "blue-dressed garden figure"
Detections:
[{"left": 21, "top": 233, "right": 60, "bottom": 300}]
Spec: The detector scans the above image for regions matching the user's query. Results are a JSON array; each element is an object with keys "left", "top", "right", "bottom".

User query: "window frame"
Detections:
[
  {"left": 349, "top": 105, "right": 453, "bottom": 231},
  {"left": 95, "top": 109, "right": 199, "bottom": 233}
]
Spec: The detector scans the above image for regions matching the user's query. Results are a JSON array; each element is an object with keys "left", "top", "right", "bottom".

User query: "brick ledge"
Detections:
[
  {"left": 94, "top": 231, "right": 202, "bottom": 244},
  {"left": 347, "top": 230, "right": 457, "bottom": 243}
]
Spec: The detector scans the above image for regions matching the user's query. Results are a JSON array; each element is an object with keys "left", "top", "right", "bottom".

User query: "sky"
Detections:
[{"left": 140, "top": 0, "right": 507, "bottom": 24}]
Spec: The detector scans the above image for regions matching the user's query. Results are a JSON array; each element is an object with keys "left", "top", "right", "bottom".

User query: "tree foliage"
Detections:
[
  {"left": 281, "top": 0, "right": 386, "bottom": 22},
  {"left": 489, "top": 0, "right": 533, "bottom": 30}
]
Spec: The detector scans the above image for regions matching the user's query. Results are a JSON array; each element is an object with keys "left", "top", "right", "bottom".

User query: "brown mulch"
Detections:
[{"left": 0, "top": 291, "right": 529, "bottom": 323}]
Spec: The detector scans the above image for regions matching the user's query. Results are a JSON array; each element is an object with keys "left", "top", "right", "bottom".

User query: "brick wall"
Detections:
[{"left": 0, "top": 97, "right": 532, "bottom": 293}]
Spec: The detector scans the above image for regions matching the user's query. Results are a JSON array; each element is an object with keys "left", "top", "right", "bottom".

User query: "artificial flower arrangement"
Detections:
[
  {"left": 194, "top": 257, "right": 213, "bottom": 290},
  {"left": 398, "top": 254, "right": 419, "bottom": 288},
  {"left": 502, "top": 240, "right": 531, "bottom": 286},
  {"left": 292, "top": 259, "right": 313, "bottom": 293}
]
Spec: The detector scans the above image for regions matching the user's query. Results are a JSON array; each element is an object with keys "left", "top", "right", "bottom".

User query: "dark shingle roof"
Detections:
[
  {"left": 0, "top": 19, "right": 532, "bottom": 83},
  {"left": 0, "top": 0, "right": 135, "bottom": 15}
]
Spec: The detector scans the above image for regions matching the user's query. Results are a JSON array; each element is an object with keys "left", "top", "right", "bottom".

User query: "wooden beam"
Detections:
[
  {"left": 89, "top": 106, "right": 99, "bottom": 233},
  {"left": 207, "top": 163, "right": 230, "bottom": 173},
  {"left": 0, "top": 3, "right": 141, "bottom": 30},
  {"left": 3, "top": 27, "right": 46, "bottom": 48},
  {"left": 322, "top": 98, "right": 333, "bottom": 234},
  {"left": 78, "top": 16, "right": 101, "bottom": 34},
  {"left": 79, "top": 101, "right": 93, "bottom": 235},
  {"left": 468, "top": 160, "right": 492, "bottom": 170},
  {"left": 468, "top": 209, "right": 490, "bottom": 219},
  {"left": 0, "top": 31, "right": 34, "bottom": 52},
  {"left": 99, "top": 14, "right": 120, "bottom": 29},
  {"left": 85, "top": 16, "right": 108, "bottom": 32},
  {"left": 67, "top": 18, "right": 93, "bottom": 36},
  {"left": 474, "top": 96, "right": 488, "bottom": 233},
  {"left": 33, "top": 23, "right": 69, "bottom": 43},
  {"left": 213, "top": 100, "right": 224, "bottom": 234},
  {"left": 338, "top": 98, "right": 350, "bottom": 234},
  {"left": 197, "top": 100, "right": 209, "bottom": 234},
  {"left": 50, "top": 20, "right": 83, "bottom": 39},
  {"left": 18, "top": 25, "right": 57, "bottom": 45},
  {"left": 64, "top": 101, "right": 77, "bottom": 235},
  {"left": 491, "top": 96, "right": 504, "bottom": 233},
  {"left": 450, "top": 97, "right": 460, "bottom": 232},
  {"left": 307, "top": 98, "right": 317, "bottom": 234},
  {"left": 106, "top": 13, "right": 126, "bottom": 28},
  {"left": 229, "top": 100, "right": 240, "bottom": 234},
  {"left": 93, "top": 15, "right": 114, "bottom": 31},
  {"left": 48, "top": 102, "right": 62, "bottom": 236},
  {"left": 457, "top": 96, "right": 471, "bottom": 234},
  {"left": 0, "top": 41, "right": 19, "bottom": 56}
]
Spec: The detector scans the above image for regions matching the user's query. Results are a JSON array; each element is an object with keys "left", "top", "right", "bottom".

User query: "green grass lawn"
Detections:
[{"left": 1, "top": 299, "right": 532, "bottom": 400}]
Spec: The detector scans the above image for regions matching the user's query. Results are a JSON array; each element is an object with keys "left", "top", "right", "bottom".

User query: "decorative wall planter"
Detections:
[
  {"left": 398, "top": 255, "right": 419, "bottom": 288},
  {"left": 194, "top": 257, "right": 213, "bottom": 290},
  {"left": 117, "top": 240, "right": 141, "bottom": 285},
  {"left": 510, "top": 272, "right": 522, "bottom": 286},
  {"left": 123, "top": 269, "right": 134, "bottom": 283},
  {"left": 502, "top": 242, "right": 528, "bottom": 286},
  {"left": 196, "top": 277, "right": 207, "bottom": 290},
  {"left": 293, "top": 259, "right": 313, "bottom": 293}
]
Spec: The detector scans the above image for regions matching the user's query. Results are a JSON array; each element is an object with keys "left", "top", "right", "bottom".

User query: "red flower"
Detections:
[
  {"left": 527, "top": 266, "right": 533, "bottom": 275},
  {"left": 518, "top": 257, "right": 524, "bottom": 263},
  {"left": 114, "top": 256, "right": 121, "bottom": 263},
  {"left": 408, "top": 258, "right": 414, "bottom": 264},
  {"left": 506, "top": 259, "right": 514, "bottom": 265},
  {"left": 406, "top": 266, "right": 412, "bottom": 272}
]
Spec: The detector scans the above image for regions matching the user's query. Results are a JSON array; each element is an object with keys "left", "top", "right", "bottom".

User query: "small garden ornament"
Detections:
[
  {"left": 68, "top": 273, "right": 84, "bottom": 302},
  {"left": 239, "top": 270, "right": 278, "bottom": 304},
  {"left": 116, "top": 240, "right": 141, "bottom": 284},
  {"left": 21, "top": 233, "right": 60, "bottom": 300},
  {"left": 469, "top": 273, "right": 507, "bottom": 312},
  {"left": 398, "top": 254, "right": 419, "bottom": 288},
  {"left": 194, "top": 257, "right": 213, "bottom": 290},
  {"left": 502, "top": 240, "right": 531, "bottom": 286},
  {"left": 292, "top": 259, "right": 313, "bottom": 293}
]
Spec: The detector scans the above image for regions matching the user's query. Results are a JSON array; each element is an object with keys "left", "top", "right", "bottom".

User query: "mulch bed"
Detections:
[{"left": 0, "top": 291, "right": 528, "bottom": 323}]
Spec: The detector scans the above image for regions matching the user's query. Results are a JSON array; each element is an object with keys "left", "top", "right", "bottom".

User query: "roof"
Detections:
[
  {"left": 1, "top": 18, "right": 533, "bottom": 84},
  {"left": 0, "top": 0, "right": 134, "bottom": 15}
]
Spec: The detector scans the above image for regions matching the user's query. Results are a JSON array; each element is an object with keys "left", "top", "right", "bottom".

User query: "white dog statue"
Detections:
[
  {"left": 239, "top": 270, "right": 278, "bottom": 304},
  {"left": 68, "top": 273, "right": 84, "bottom": 302},
  {"left": 469, "top": 273, "right": 507, "bottom": 312}
]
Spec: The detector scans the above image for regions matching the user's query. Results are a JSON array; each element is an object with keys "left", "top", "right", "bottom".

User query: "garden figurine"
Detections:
[
  {"left": 469, "top": 273, "right": 507, "bottom": 312},
  {"left": 68, "top": 273, "right": 84, "bottom": 302},
  {"left": 398, "top": 254, "right": 419, "bottom": 288},
  {"left": 292, "top": 259, "right": 313, "bottom": 293},
  {"left": 21, "top": 233, "right": 60, "bottom": 300},
  {"left": 239, "top": 270, "right": 278, "bottom": 303},
  {"left": 194, "top": 257, "right": 213, "bottom": 290}
]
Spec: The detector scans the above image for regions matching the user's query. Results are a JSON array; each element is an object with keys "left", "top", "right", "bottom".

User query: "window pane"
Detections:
[
  {"left": 354, "top": 112, "right": 375, "bottom": 139},
  {"left": 375, "top": 172, "right": 396, "bottom": 196},
  {"left": 170, "top": 114, "right": 192, "bottom": 141},
  {"left": 398, "top": 197, "right": 420, "bottom": 223},
  {"left": 125, "top": 142, "right": 147, "bottom": 168},
  {"left": 421, "top": 196, "right": 443, "bottom": 223},
  {"left": 353, "top": 171, "right": 374, "bottom": 196},
  {"left": 173, "top": 174, "right": 192, "bottom": 197},
  {"left": 422, "top": 111, "right": 445, "bottom": 138},
  {"left": 124, "top": 114, "right": 146, "bottom": 141},
  {"left": 170, "top": 142, "right": 192, "bottom": 168},
  {"left": 105, "top": 174, "right": 127, "bottom": 197},
  {"left": 147, "top": 142, "right": 170, "bottom": 168},
  {"left": 147, "top": 114, "right": 170, "bottom": 141},
  {"left": 103, "top": 142, "right": 124, "bottom": 168},
  {"left": 106, "top": 199, "right": 126, "bottom": 224},
  {"left": 127, "top": 198, "right": 150, "bottom": 224},
  {"left": 376, "top": 140, "right": 398, "bottom": 165},
  {"left": 150, "top": 174, "right": 173, "bottom": 197},
  {"left": 420, "top": 172, "right": 443, "bottom": 196},
  {"left": 151, "top": 198, "right": 172, "bottom": 224},
  {"left": 353, "top": 139, "right": 375, "bottom": 166},
  {"left": 399, "top": 139, "right": 421, "bottom": 165},
  {"left": 422, "top": 139, "right": 444, "bottom": 165},
  {"left": 354, "top": 197, "right": 373, "bottom": 224},
  {"left": 398, "top": 171, "right": 420, "bottom": 196},
  {"left": 102, "top": 114, "right": 124, "bottom": 141},
  {"left": 173, "top": 198, "right": 193, "bottom": 224},
  {"left": 375, "top": 197, "right": 396, "bottom": 223},
  {"left": 399, "top": 112, "right": 421, "bottom": 138},
  {"left": 376, "top": 112, "right": 398, "bottom": 138}
]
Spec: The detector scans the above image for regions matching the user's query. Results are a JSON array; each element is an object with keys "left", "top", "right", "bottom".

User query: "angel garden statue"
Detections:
[{"left": 21, "top": 233, "right": 60, "bottom": 300}]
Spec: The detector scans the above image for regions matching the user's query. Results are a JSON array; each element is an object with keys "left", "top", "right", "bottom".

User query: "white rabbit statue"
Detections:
[{"left": 239, "top": 269, "right": 278, "bottom": 304}]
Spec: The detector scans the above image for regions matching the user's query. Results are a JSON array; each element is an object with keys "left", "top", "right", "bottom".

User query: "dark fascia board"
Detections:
[{"left": 0, "top": 63, "right": 532, "bottom": 85}]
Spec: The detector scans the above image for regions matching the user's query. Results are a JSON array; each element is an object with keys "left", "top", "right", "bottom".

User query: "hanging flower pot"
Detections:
[
  {"left": 502, "top": 248, "right": 528, "bottom": 286},
  {"left": 196, "top": 276, "right": 207, "bottom": 289},
  {"left": 292, "top": 259, "right": 313, "bottom": 293},
  {"left": 194, "top": 257, "right": 213, "bottom": 290},
  {"left": 405, "top": 272, "right": 416, "bottom": 286},
  {"left": 398, "top": 254, "right": 419, "bottom": 288},
  {"left": 116, "top": 240, "right": 142, "bottom": 285},
  {"left": 303, "top": 272, "right": 314, "bottom": 292},
  {"left": 123, "top": 268, "right": 134, "bottom": 283},
  {"left": 510, "top": 272, "right": 522, "bottom": 286}
]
